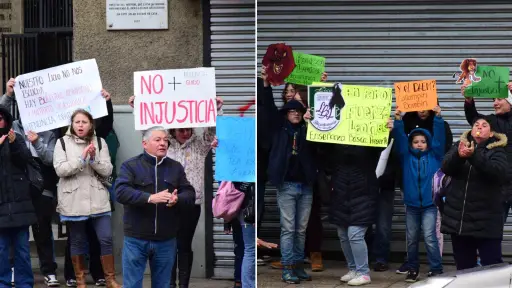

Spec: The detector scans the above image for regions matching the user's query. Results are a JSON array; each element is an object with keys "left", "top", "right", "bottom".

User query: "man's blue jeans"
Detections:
[
  {"left": 0, "top": 227, "right": 33, "bottom": 288},
  {"left": 122, "top": 236, "right": 177, "bottom": 288},
  {"left": 337, "top": 226, "right": 370, "bottom": 276},
  {"left": 372, "top": 188, "right": 395, "bottom": 264},
  {"left": 277, "top": 182, "right": 313, "bottom": 266},
  {"left": 406, "top": 205, "right": 443, "bottom": 273},
  {"left": 240, "top": 215, "right": 255, "bottom": 288}
]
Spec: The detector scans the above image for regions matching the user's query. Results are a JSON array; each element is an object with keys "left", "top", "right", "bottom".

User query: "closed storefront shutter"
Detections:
[
  {"left": 209, "top": 0, "right": 255, "bottom": 278},
  {"left": 257, "top": 1, "right": 512, "bottom": 261}
]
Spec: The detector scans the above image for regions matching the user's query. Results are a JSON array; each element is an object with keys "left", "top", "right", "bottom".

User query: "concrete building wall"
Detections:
[{"left": 73, "top": 0, "right": 203, "bottom": 105}]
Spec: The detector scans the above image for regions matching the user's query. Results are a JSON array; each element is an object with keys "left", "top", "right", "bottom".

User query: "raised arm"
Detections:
[
  {"left": 392, "top": 119, "right": 409, "bottom": 156},
  {"left": 31, "top": 131, "right": 57, "bottom": 166},
  {"left": 0, "top": 78, "right": 15, "bottom": 109},
  {"left": 115, "top": 161, "right": 152, "bottom": 206},
  {"left": 431, "top": 115, "right": 446, "bottom": 160},
  {"left": 464, "top": 98, "right": 483, "bottom": 125}
]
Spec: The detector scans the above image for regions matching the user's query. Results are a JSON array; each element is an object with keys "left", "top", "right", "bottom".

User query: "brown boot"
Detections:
[
  {"left": 310, "top": 252, "right": 324, "bottom": 272},
  {"left": 100, "top": 254, "right": 122, "bottom": 288},
  {"left": 270, "top": 260, "right": 283, "bottom": 269},
  {"left": 71, "top": 255, "right": 87, "bottom": 288}
]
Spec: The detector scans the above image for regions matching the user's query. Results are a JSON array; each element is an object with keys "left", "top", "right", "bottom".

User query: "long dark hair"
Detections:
[
  {"left": 281, "top": 83, "right": 308, "bottom": 107},
  {"left": 70, "top": 109, "right": 95, "bottom": 142}
]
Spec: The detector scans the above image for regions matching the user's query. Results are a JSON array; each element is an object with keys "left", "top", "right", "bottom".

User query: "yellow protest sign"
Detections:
[{"left": 306, "top": 84, "right": 392, "bottom": 147}]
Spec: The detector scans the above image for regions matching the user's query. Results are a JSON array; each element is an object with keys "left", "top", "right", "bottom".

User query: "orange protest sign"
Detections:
[{"left": 394, "top": 80, "right": 438, "bottom": 112}]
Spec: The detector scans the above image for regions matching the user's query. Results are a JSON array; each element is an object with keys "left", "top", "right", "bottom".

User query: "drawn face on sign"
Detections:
[{"left": 262, "top": 43, "right": 296, "bottom": 86}]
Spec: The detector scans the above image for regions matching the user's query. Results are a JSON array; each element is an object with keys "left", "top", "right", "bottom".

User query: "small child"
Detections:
[{"left": 394, "top": 106, "right": 445, "bottom": 282}]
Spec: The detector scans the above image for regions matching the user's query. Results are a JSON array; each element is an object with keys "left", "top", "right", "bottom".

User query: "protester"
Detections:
[
  {"left": 373, "top": 108, "right": 453, "bottom": 273},
  {"left": 441, "top": 115, "right": 508, "bottom": 270},
  {"left": 302, "top": 96, "right": 392, "bottom": 286},
  {"left": 393, "top": 106, "right": 444, "bottom": 282},
  {"left": 0, "top": 107, "right": 37, "bottom": 287},
  {"left": 236, "top": 182, "right": 256, "bottom": 288},
  {"left": 0, "top": 78, "right": 61, "bottom": 287},
  {"left": 53, "top": 109, "right": 120, "bottom": 288},
  {"left": 463, "top": 83, "right": 512, "bottom": 222},
  {"left": 115, "top": 126, "right": 195, "bottom": 287}
]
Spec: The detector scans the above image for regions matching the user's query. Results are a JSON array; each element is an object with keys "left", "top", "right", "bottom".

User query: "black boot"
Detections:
[{"left": 178, "top": 252, "right": 193, "bottom": 288}]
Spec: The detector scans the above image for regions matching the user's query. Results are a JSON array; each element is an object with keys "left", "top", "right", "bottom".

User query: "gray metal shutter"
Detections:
[
  {"left": 209, "top": 0, "right": 255, "bottom": 278},
  {"left": 258, "top": 1, "right": 511, "bottom": 260}
]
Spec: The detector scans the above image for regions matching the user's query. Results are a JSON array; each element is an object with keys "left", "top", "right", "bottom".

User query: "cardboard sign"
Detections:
[
  {"left": 133, "top": 67, "right": 217, "bottom": 130},
  {"left": 13, "top": 59, "right": 107, "bottom": 133},
  {"left": 285, "top": 52, "right": 325, "bottom": 86},
  {"left": 214, "top": 116, "right": 255, "bottom": 182},
  {"left": 306, "top": 84, "right": 392, "bottom": 147},
  {"left": 394, "top": 80, "right": 438, "bottom": 112},
  {"left": 464, "top": 65, "right": 509, "bottom": 98},
  {"left": 261, "top": 43, "right": 296, "bottom": 86}
]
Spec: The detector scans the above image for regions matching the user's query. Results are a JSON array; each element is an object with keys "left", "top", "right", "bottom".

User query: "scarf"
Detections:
[{"left": 285, "top": 121, "right": 302, "bottom": 156}]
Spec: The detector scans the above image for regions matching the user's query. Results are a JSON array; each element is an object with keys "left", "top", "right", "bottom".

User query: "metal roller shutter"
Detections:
[
  {"left": 257, "top": 1, "right": 512, "bottom": 261},
  {"left": 209, "top": 0, "right": 255, "bottom": 278}
]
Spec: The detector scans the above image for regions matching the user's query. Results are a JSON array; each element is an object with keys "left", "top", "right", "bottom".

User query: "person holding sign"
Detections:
[
  {"left": 53, "top": 109, "right": 120, "bottom": 288},
  {"left": 462, "top": 82, "right": 512, "bottom": 222},
  {"left": 393, "top": 106, "right": 445, "bottom": 283},
  {"left": 441, "top": 115, "right": 508, "bottom": 270},
  {"left": 0, "top": 107, "right": 37, "bottom": 287}
]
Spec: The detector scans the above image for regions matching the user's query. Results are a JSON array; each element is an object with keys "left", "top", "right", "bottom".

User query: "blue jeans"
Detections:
[
  {"left": 68, "top": 215, "right": 113, "bottom": 256},
  {"left": 122, "top": 236, "right": 177, "bottom": 288},
  {"left": 231, "top": 219, "right": 244, "bottom": 283},
  {"left": 406, "top": 205, "right": 443, "bottom": 272},
  {"left": 277, "top": 182, "right": 313, "bottom": 266},
  {"left": 373, "top": 188, "right": 395, "bottom": 264},
  {"left": 240, "top": 216, "right": 255, "bottom": 288},
  {"left": 0, "top": 227, "right": 33, "bottom": 288},
  {"left": 337, "top": 226, "right": 370, "bottom": 276}
]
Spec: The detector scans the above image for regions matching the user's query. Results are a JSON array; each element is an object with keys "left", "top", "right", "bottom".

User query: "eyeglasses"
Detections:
[{"left": 287, "top": 109, "right": 302, "bottom": 115}]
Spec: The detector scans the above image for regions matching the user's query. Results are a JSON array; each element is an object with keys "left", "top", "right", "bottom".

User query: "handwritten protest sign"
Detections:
[
  {"left": 133, "top": 67, "right": 217, "bottom": 130},
  {"left": 394, "top": 80, "right": 437, "bottom": 112},
  {"left": 307, "top": 84, "right": 392, "bottom": 147},
  {"left": 464, "top": 65, "right": 509, "bottom": 98},
  {"left": 214, "top": 116, "right": 255, "bottom": 182},
  {"left": 13, "top": 59, "right": 107, "bottom": 133},
  {"left": 285, "top": 52, "right": 325, "bottom": 86}
]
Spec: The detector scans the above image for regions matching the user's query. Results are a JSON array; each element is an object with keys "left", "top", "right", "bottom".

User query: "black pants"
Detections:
[
  {"left": 171, "top": 205, "right": 201, "bottom": 287},
  {"left": 64, "top": 220, "right": 104, "bottom": 281},
  {"left": 31, "top": 193, "right": 58, "bottom": 276},
  {"left": 451, "top": 234, "right": 503, "bottom": 270},
  {"left": 305, "top": 184, "right": 323, "bottom": 254}
]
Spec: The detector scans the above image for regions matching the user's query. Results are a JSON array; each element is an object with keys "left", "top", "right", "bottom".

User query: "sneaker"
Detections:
[
  {"left": 66, "top": 279, "right": 77, "bottom": 287},
  {"left": 281, "top": 266, "right": 300, "bottom": 284},
  {"left": 427, "top": 271, "right": 443, "bottom": 277},
  {"left": 95, "top": 279, "right": 106, "bottom": 286},
  {"left": 44, "top": 275, "right": 60, "bottom": 287},
  {"left": 396, "top": 262, "right": 409, "bottom": 274},
  {"left": 257, "top": 258, "right": 266, "bottom": 266},
  {"left": 340, "top": 270, "right": 358, "bottom": 282},
  {"left": 293, "top": 264, "right": 312, "bottom": 281},
  {"left": 373, "top": 262, "right": 389, "bottom": 272},
  {"left": 405, "top": 270, "right": 419, "bottom": 283},
  {"left": 348, "top": 274, "right": 372, "bottom": 286},
  {"left": 11, "top": 267, "right": 14, "bottom": 286}
]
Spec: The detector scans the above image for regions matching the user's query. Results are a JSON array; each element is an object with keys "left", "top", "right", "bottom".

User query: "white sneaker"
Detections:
[
  {"left": 340, "top": 270, "right": 358, "bottom": 282},
  {"left": 44, "top": 274, "right": 60, "bottom": 287},
  {"left": 11, "top": 267, "right": 14, "bottom": 286},
  {"left": 348, "top": 274, "right": 372, "bottom": 286}
]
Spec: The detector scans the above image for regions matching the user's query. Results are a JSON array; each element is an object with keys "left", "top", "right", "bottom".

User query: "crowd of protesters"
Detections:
[{"left": 257, "top": 62, "right": 512, "bottom": 285}]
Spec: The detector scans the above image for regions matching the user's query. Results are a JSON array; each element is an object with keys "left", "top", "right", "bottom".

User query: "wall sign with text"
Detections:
[
  {"left": 133, "top": 67, "right": 217, "bottom": 130},
  {"left": 106, "top": 0, "right": 168, "bottom": 30}
]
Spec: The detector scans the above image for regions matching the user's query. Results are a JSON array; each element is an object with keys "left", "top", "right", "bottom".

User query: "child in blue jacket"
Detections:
[{"left": 393, "top": 106, "right": 444, "bottom": 283}]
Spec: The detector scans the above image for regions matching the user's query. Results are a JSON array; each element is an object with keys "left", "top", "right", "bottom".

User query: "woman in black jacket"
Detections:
[
  {"left": 0, "top": 107, "right": 37, "bottom": 287},
  {"left": 441, "top": 115, "right": 508, "bottom": 270}
]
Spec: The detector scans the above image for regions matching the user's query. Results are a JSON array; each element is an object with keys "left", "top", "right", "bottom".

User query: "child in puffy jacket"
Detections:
[{"left": 393, "top": 106, "right": 445, "bottom": 283}]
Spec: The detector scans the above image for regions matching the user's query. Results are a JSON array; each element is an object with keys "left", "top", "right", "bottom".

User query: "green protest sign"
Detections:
[
  {"left": 285, "top": 52, "right": 325, "bottom": 86},
  {"left": 464, "top": 66, "right": 509, "bottom": 98}
]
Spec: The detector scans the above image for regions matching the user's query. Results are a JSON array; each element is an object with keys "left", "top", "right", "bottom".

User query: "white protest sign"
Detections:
[
  {"left": 133, "top": 67, "right": 217, "bottom": 130},
  {"left": 13, "top": 59, "right": 107, "bottom": 133}
]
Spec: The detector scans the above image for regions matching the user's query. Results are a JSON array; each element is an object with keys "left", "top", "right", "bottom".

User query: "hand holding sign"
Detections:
[
  {"left": 394, "top": 80, "right": 437, "bottom": 112},
  {"left": 6, "top": 78, "right": 14, "bottom": 97}
]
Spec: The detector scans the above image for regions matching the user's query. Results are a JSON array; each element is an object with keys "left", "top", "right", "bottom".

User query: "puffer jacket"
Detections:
[
  {"left": 0, "top": 107, "right": 36, "bottom": 228},
  {"left": 394, "top": 116, "right": 445, "bottom": 208},
  {"left": 53, "top": 129, "right": 113, "bottom": 217},
  {"left": 441, "top": 131, "right": 508, "bottom": 239}
]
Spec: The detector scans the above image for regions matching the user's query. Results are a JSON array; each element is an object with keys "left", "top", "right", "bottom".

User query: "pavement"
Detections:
[
  {"left": 28, "top": 257, "right": 234, "bottom": 288},
  {"left": 257, "top": 260, "right": 457, "bottom": 288}
]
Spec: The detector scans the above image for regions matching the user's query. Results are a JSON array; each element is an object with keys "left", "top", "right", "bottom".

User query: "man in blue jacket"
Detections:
[{"left": 116, "top": 126, "right": 195, "bottom": 287}]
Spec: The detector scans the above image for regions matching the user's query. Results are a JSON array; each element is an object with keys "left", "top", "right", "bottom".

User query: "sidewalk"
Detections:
[
  {"left": 257, "top": 260, "right": 456, "bottom": 287},
  {"left": 29, "top": 257, "right": 233, "bottom": 287}
]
